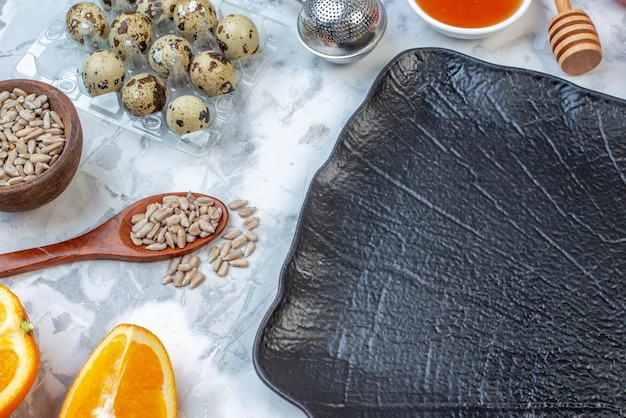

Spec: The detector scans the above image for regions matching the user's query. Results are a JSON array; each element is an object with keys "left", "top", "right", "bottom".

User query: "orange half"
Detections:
[
  {"left": 59, "top": 323, "right": 177, "bottom": 417},
  {"left": 0, "top": 284, "right": 40, "bottom": 418}
]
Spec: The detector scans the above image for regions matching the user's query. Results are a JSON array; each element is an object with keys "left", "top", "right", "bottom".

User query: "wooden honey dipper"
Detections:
[{"left": 548, "top": 0, "right": 602, "bottom": 75}]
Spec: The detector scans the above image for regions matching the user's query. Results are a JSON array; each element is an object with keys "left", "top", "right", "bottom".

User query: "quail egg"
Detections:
[
  {"left": 216, "top": 14, "right": 261, "bottom": 60},
  {"left": 99, "top": 0, "right": 112, "bottom": 11},
  {"left": 148, "top": 34, "right": 194, "bottom": 78},
  {"left": 137, "top": 0, "right": 178, "bottom": 23},
  {"left": 108, "top": 12, "right": 154, "bottom": 59},
  {"left": 99, "top": 0, "right": 137, "bottom": 11},
  {"left": 82, "top": 49, "right": 126, "bottom": 97},
  {"left": 66, "top": 2, "right": 109, "bottom": 44},
  {"left": 173, "top": 0, "right": 218, "bottom": 43},
  {"left": 165, "top": 95, "right": 211, "bottom": 135},
  {"left": 121, "top": 72, "right": 168, "bottom": 116},
  {"left": 190, "top": 50, "right": 237, "bottom": 97}
]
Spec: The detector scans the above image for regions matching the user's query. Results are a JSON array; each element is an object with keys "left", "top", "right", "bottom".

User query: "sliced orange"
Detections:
[
  {"left": 0, "top": 283, "right": 40, "bottom": 418},
  {"left": 59, "top": 323, "right": 177, "bottom": 418}
]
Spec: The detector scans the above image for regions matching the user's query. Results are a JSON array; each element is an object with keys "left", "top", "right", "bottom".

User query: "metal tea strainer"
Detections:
[{"left": 297, "top": 0, "right": 387, "bottom": 64}]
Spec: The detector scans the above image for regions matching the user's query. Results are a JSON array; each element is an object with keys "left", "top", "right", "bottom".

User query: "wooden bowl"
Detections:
[{"left": 0, "top": 79, "right": 83, "bottom": 212}]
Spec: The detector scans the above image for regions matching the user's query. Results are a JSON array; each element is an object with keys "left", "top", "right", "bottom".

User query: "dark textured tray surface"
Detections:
[{"left": 254, "top": 48, "right": 626, "bottom": 417}]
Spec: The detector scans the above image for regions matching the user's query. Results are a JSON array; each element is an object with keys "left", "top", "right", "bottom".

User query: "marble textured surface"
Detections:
[{"left": 0, "top": 0, "right": 624, "bottom": 417}]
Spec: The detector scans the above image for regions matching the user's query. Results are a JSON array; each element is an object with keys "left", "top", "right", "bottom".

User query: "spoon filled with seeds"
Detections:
[{"left": 0, "top": 192, "right": 228, "bottom": 279}]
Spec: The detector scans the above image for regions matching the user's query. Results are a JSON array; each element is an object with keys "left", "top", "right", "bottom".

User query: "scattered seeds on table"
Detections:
[{"left": 160, "top": 197, "right": 261, "bottom": 288}]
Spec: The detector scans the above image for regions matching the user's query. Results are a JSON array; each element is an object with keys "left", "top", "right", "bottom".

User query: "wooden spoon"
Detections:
[
  {"left": 548, "top": 0, "right": 602, "bottom": 76},
  {"left": 0, "top": 192, "right": 228, "bottom": 279}
]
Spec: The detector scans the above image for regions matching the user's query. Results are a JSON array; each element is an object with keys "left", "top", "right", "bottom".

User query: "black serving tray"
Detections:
[{"left": 254, "top": 48, "right": 626, "bottom": 417}]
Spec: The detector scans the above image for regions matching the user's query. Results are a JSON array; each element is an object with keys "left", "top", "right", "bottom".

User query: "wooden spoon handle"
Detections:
[
  {"left": 555, "top": 0, "right": 573, "bottom": 13},
  {"left": 0, "top": 233, "right": 97, "bottom": 278}
]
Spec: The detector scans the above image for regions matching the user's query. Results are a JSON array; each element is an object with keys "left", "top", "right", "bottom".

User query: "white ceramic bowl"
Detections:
[{"left": 406, "top": 0, "right": 532, "bottom": 39}]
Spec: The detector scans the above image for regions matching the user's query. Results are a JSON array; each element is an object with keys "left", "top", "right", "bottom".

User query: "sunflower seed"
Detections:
[
  {"left": 198, "top": 219, "right": 215, "bottom": 233},
  {"left": 231, "top": 233, "right": 248, "bottom": 249},
  {"left": 188, "top": 221, "right": 201, "bottom": 236},
  {"left": 220, "top": 242, "right": 231, "bottom": 257},
  {"left": 229, "top": 199, "right": 248, "bottom": 210},
  {"left": 165, "top": 231, "right": 175, "bottom": 249},
  {"left": 188, "top": 255, "right": 201, "bottom": 269},
  {"left": 181, "top": 268, "right": 197, "bottom": 286},
  {"left": 162, "top": 275, "right": 175, "bottom": 285},
  {"left": 176, "top": 228, "right": 186, "bottom": 248},
  {"left": 244, "top": 241, "right": 256, "bottom": 257},
  {"left": 130, "top": 232, "right": 143, "bottom": 246},
  {"left": 217, "top": 261, "right": 229, "bottom": 277},
  {"left": 167, "top": 257, "right": 180, "bottom": 274},
  {"left": 243, "top": 229, "right": 258, "bottom": 242},
  {"left": 223, "top": 230, "right": 241, "bottom": 240},
  {"left": 134, "top": 221, "right": 155, "bottom": 239},
  {"left": 238, "top": 206, "right": 256, "bottom": 218},
  {"left": 228, "top": 258, "right": 248, "bottom": 267},
  {"left": 189, "top": 271, "right": 206, "bottom": 289},
  {"left": 146, "top": 242, "right": 167, "bottom": 251},
  {"left": 173, "top": 270, "right": 185, "bottom": 287},
  {"left": 208, "top": 246, "right": 220, "bottom": 262},
  {"left": 223, "top": 249, "right": 242, "bottom": 261},
  {"left": 243, "top": 216, "right": 260, "bottom": 230},
  {"left": 195, "top": 196, "right": 214, "bottom": 206},
  {"left": 213, "top": 256, "right": 223, "bottom": 273},
  {"left": 131, "top": 213, "right": 145, "bottom": 224}
]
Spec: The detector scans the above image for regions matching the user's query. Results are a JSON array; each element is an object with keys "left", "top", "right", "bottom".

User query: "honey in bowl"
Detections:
[{"left": 415, "top": 0, "right": 523, "bottom": 28}]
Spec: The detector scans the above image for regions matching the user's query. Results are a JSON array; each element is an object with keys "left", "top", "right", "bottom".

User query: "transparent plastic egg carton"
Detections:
[{"left": 15, "top": 0, "right": 287, "bottom": 156}]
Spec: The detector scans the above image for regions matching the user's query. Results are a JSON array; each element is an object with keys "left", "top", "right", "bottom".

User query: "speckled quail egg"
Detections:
[
  {"left": 216, "top": 14, "right": 261, "bottom": 60},
  {"left": 148, "top": 34, "right": 194, "bottom": 78},
  {"left": 82, "top": 49, "right": 126, "bottom": 97},
  {"left": 99, "top": 0, "right": 137, "bottom": 11},
  {"left": 121, "top": 72, "right": 168, "bottom": 116},
  {"left": 108, "top": 12, "right": 154, "bottom": 59},
  {"left": 165, "top": 95, "right": 211, "bottom": 135},
  {"left": 137, "top": 0, "right": 178, "bottom": 23},
  {"left": 66, "top": 2, "right": 109, "bottom": 44},
  {"left": 173, "top": 0, "right": 218, "bottom": 43},
  {"left": 189, "top": 50, "right": 237, "bottom": 97}
]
